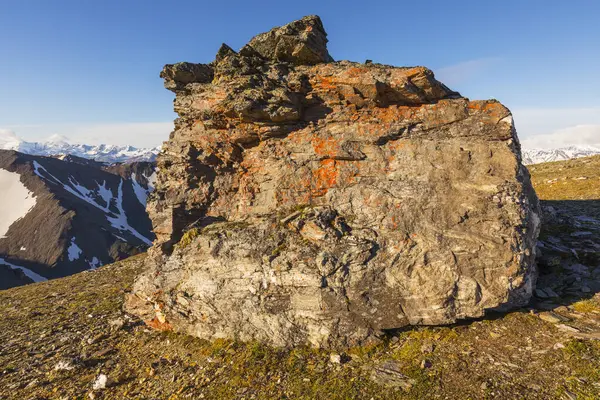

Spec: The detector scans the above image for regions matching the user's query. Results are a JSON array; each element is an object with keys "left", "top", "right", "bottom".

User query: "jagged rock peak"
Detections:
[
  {"left": 160, "top": 16, "right": 335, "bottom": 92},
  {"left": 246, "top": 15, "right": 333, "bottom": 65}
]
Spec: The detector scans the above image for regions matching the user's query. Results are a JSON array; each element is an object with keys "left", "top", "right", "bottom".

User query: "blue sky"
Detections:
[{"left": 1, "top": 0, "right": 600, "bottom": 148}]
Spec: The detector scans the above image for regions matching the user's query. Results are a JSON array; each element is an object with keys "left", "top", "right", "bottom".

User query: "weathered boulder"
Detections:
[{"left": 125, "top": 15, "right": 541, "bottom": 348}]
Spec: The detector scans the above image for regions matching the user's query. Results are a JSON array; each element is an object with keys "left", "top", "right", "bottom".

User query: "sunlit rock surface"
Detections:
[{"left": 126, "top": 15, "right": 541, "bottom": 348}]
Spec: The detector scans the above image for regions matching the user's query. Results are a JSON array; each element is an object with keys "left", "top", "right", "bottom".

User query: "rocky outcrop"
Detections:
[
  {"left": 126, "top": 16, "right": 541, "bottom": 348},
  {"left": 0, "top": 150, "right": 155, "bottom": 289}
]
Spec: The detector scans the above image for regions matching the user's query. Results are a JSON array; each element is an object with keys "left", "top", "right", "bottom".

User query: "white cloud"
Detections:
[
  {"left": 60, "top": 122, "right": 173, "bottom": 148},
  {"left": 512, "top": 107, "right": 600, "bottom": 137},
  {"left": 519, "top": 124, "right": 600, "bottom": 150},
  {"left": 512, "top": 107, "right": 600, "bottom": 149},
  {"left": 4, "top": 122, "right": 173, "bottom": 148}
]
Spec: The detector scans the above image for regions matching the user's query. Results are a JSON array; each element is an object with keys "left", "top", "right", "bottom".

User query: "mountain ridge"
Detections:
[
  {"left": 0, "top": 149, "right": 155, "bottom": 289},
  {"left": 0, "top": 130, "right": 160, "bottom": 163},
  {"left": 522, "top": 145, "right": 600, "bottom": 165}
]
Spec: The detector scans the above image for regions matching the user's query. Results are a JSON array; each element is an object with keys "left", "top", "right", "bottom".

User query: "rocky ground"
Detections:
[{"left": 1, "top": 156, "right": 600, "bottom": 399}]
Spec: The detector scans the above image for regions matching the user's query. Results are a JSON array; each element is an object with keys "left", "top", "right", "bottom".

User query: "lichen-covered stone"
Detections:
[{"left": 125, "top": 16, "right": 541, "bottom": 348}]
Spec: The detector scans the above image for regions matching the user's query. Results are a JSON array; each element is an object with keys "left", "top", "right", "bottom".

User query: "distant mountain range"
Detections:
[
  {"left": 521, "top": 146, "right": 600, "bottom": 165},
  {"left": 4, "top": 130, "right": 600, "bottom": 167},
  {"left": 0, "top": 150, "right": 155, "bottom": 289},
  {"left": 0, "top": 131, "right": 160, "bottom": 163}
]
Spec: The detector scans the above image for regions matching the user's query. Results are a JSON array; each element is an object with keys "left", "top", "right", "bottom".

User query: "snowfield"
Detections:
[
  {"left": 0, "top": 169, "right": 36, "bottom": 238},
  {"left": 0, "top": 257, "right": 47, "bottom": 283}
]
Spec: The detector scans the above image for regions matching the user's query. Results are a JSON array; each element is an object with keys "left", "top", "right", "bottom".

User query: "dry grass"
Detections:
[{"left": 529, "top": 155, "right": 600, "bottom": 200}]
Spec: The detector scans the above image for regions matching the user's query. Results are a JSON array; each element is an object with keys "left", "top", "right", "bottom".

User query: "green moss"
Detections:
[
  {"left": 176, "top": 228, "right": 200, "bottom": 249},
  {"left": 572, "top": 299, "right": 600, "bottom": 313},
  {"left": 270, "top": 242, "right": 287, "bottom": 257},
  {"left": 201, "top": 221, "right": 250, "bottom": 236},
  {"left": 561, "top": 340, "right": 600, "bottom": 398}
]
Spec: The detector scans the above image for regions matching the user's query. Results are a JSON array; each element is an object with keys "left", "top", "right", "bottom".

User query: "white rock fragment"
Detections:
[{"left": 92, "top": 374, "right": 108, "bottom": 390}]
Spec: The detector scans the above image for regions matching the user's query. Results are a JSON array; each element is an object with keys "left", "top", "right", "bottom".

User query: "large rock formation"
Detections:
[{"left": 126, "top": 16, "right": 541, "bottom": 348}]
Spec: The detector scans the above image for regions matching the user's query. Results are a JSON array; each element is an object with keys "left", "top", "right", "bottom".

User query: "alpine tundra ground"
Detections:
[{"left": 1, "top": 156, "right": 600, "bottom": 399}]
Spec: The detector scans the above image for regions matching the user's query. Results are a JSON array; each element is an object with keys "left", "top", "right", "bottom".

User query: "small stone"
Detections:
[
  {"left": 556, "top": 324, "right": 580, "bottom": 333},
  {"left": 538, "top": 311, "right": 569, "bottom": 324},
  {"left": 108, "top": 318, "right": 125, "bottom": 331},
  {"left": 553, "top": 342, "right": 565, "bottom": 350},
  {"left": 581, "top": 286, "right": 591, "bottom": 293},
  {"left": 87, "top": 333, "right": 106, "bottom": 345},
  {"left": 480, "top": 382, "right": 488, "bottom": 390},
  {"left": 370, "top": 360, "right": 416, "bottom": 391},
  {"left": 25, "top": 379, "right": 38, "bottom": 389},
  {"left": 329, "top": 353, "right": 341, "bottom": 364},
  {"left": 420, "top": 359, "right": 432, "bottom": 369},
  {"left": 543, "top": 287, "right": 559, "bottom": 298},
  {"left": 92, "top": 374, "right": 108, "bottom": 390},
  {"left": 566, "top": 263, "right": 590, "bottom": 275},
  {"left": 54, "top": 360, "right": 75, "bottom": 371},
  {"left": 420, "top": 342, "right": 435, "bottom": 354},
  {"left": 563, "top": 389, "right": 577, "bottom": 400}
]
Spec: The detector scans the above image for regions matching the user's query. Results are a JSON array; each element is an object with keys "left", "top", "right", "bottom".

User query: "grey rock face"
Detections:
[
  {"left": 247, "top": 15, "right": 333, "bottom": 65},
  {"left": 125, "top": 16, "right": 541, "bottom": 348}
]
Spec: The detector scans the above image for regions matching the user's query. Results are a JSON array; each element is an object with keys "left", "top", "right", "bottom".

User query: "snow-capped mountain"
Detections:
[
  {"left": 521, "top": 146, "right": 600, "bottom": 165},
  {"left": 0, "top": 150, "right": 155, "bottom": 289},
  {"left": 0, "top": 131, "right": 160, "bottom": 163}
]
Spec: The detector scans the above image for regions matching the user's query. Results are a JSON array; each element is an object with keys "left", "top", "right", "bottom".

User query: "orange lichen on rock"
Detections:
[
  {"left": 312, "top": 136, "right": 342, "bottom": 157},
  {"left": 312, "top": 159, "right": 338, "bottom": 197},
  {"left": 145, "top": 317, "right": 173, "bottom": 331},
  {"left": 468, "top": 100, "right": 510, "bottom": 122}
]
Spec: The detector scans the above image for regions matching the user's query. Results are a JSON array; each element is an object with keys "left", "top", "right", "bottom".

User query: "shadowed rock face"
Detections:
[{"left": 126, "top": 15, "right": 541, "bottom": 348}]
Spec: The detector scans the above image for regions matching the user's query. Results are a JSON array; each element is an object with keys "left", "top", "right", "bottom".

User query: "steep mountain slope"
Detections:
[
  {"left": 0, "top": 150, "right": 155, "bottom": 289},
  {"left": 522, "top": 146, "right": 600, "bottom": 165},
  {"left": 0, "top": 156, "right": 599, "bottom": 399},
  {"left": 0, "top": 131, "right": 160, "bottom": 163}
]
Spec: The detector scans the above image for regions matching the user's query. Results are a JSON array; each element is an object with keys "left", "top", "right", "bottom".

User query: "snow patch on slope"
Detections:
[
  {"left": 67, "top": 238, "right": 82, "bottom": 261},
  {"left": 88, "top": 257, "right": 101, "bottom": 270},
  {"left": 144, "top": 170, "right": 157, "bottom": 190},
  {"left": 0, "top": 257, "right": 47, "bottom": 283},
  {"left": 96, "top": 181, "right": 113, "bottom": 209},
  {"left": 106, "top": 180, "right": 153, "bottom": 245},
  {"left": 131, "top": 173, "right": 149, "bottom": 206},
  {"left": 0, "top": 169, "right": 37, "bottom": 238},
  {"left": 33, "top": 160, "right": 153, "bottom": 245}
]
